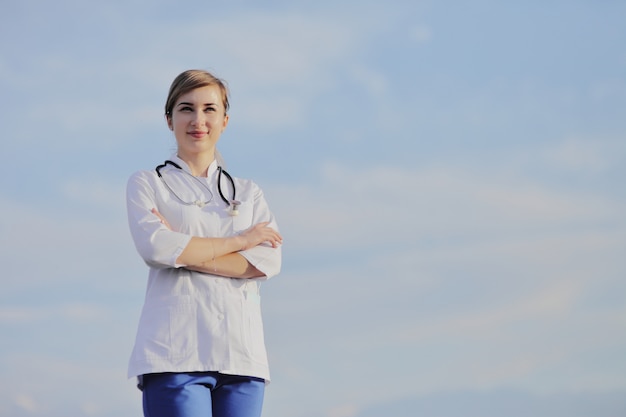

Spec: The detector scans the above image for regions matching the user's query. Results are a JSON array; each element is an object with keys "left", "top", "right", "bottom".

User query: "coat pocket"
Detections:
[
  {"left": 137, "top": 295, "right": 197, "bottom": 361},
  {"left": 240, "top": 294, "right": 268, "bottom": 365}
]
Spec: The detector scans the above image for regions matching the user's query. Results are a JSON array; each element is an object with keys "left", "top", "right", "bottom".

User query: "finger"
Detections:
[
  {"left": 151, "top": 208, "right": 163, "bottom": 219},
  {"left": 151, "top": 208, "right": 171, "bottom": 228}
]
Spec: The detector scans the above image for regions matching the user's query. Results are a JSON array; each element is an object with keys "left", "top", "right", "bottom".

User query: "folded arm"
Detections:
[
  {"left": 186, "top": 252, "right": 264, "bottom": 278},
  {"left": 152, "top": 208, "right": 282, "bottom": 279}
]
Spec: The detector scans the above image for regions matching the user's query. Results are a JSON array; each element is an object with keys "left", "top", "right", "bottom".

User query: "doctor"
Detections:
[{"left": 125, "top": 69, "right": 283, "bottom": 417}]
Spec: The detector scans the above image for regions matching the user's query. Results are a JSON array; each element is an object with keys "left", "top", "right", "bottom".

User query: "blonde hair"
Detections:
[{"left": 164, "top": 69, "right": 230, "bottom": 118}]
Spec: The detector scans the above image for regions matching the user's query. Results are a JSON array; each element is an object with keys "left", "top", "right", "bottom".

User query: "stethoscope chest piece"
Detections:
[{"left": 229, "top": 200, "right": 241, "bottom": 216}]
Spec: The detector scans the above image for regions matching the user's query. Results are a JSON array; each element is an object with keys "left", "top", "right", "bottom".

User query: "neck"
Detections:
[{"left": 177, "top": 150, "right": 215, "bottom": 177}]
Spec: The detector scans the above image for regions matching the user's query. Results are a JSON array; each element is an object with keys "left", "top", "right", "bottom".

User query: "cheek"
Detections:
[
  {"left": 216, "top": 117, "right": 228, "bottom": 131},
  {"left": 172, "top": 119, "right": 186, "bottom": 132}
]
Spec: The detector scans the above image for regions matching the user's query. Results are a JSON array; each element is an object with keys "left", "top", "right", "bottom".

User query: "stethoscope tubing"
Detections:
[
  {"left": 155, "top": 160, "right": 238, "bottom": 209},
  {"left": 217, "top": 166, "right": 235, "bottom": 205}
]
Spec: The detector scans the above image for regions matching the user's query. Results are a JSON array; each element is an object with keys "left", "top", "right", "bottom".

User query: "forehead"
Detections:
[{"left": 176, "top": 85, "right": 224, "bottom": 106}]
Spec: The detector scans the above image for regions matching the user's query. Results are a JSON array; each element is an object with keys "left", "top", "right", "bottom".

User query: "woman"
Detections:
[{"left": 126, "top": 69, "right": 283, "bottom": 417}]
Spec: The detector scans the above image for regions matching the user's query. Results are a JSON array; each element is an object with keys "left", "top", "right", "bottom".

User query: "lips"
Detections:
[{"left": 188, "top": 131, "right": 208, "bottom": 138}]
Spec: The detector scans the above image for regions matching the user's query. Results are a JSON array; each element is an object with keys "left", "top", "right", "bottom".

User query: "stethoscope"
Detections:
[{"left": 155, "top": 160, "right": 241, "bottom": 216}]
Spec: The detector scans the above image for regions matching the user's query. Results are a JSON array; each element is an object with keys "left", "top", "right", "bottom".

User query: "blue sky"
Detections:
[{"left": 1, "top": 1, "right": 625, "bottom": 416}]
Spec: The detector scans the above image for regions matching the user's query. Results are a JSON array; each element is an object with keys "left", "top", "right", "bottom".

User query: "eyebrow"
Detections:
[{"left": 177, "top": 102, "right": 218, "bottom": 107}]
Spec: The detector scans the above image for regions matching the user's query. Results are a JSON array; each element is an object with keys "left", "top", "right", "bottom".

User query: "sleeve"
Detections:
[
  {"left": 126, "top": 171, "right": 192, "bottom": 269},
  {"left": 239, "top": 184, "right": 282, "bottom": 279}
]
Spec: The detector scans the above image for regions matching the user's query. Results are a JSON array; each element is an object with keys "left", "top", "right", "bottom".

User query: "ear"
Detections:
[
  {"left": 222, "top": 114, "right": 229, "bottom": 131},
  {"left": 165, "top": 114, "right": 173, "bottom": 130}
]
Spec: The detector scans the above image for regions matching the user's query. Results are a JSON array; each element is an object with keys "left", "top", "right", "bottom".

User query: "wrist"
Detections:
[{"left": 235, "top": 235, "right": 248, "bottom": 251}]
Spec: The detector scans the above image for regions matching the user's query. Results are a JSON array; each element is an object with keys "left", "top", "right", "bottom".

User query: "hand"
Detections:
[
  {"left": 152, "top": 208, "right": 172, "bottom": 230},
  {"left": 240, "top": 222, "right": 283, "bottom": 250}
]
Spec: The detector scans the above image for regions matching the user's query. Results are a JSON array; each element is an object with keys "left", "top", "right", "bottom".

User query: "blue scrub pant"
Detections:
[{"left": 142, "top": 372, "right": 265, "bottom": 417}]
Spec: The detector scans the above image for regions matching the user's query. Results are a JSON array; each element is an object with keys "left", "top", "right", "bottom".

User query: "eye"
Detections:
[
  {"left": 179, "top": 106, "right": 193, "bottom": 112},
  {"left": 204, "top": 106, "right": 217, "bottom": 113}
]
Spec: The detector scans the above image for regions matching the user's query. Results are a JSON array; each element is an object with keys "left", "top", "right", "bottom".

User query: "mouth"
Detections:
[{"left": 188, "top": 131, "right": 208, "bottom": 138}]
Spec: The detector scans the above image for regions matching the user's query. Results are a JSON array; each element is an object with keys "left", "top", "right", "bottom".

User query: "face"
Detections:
[{"left": 166, "top": 84, "right": 229, "bottom": 159}]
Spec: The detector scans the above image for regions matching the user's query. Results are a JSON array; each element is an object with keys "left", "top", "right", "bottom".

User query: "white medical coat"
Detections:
[{"left": 126, "top": 156, "right": 281, "bottom": 382}]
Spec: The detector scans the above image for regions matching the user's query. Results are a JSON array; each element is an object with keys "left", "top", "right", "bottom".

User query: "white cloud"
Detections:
[
  {"left": 328, "top": 403, "right": 360, "bottom": 417},
  {"left": 0, "top": 352, "right": 139, "bottom": 417},
  {"left": 0, "top": 194, "right": 143, "bottom": 296},
  {"left": 542, "top": 137, "right": 622, "bottom": 173},
  {"left": 260, "top": 158, "right": 626, "bottom": 404},
  {"left": 60, "top": 178, "right": 126, "bottom": 211},
  {"left": 0, "top": 307, "right": 43, "bottom": 324},
  {"left": 409, "top": 24, "right": 432, "bottom": 43},
  {"left": 234, "top": 94, "right": 306, "bottom": 131},
  {"left": 2, "top": 3, "right": 625, "bottom": 417},
  {"left": 270, "top": 160, "right": 622, "bottom": 252},
  {"left": 589, "top": 77, "right": 626, "bottom": 102},
  {"left": 13, "top": 393, "right": 39, "bottom": 413},
  {"left": 394, "top": 278, "right": 583, "bottom": 344},
  {"left": 1, "top": 8, "right": 371, "bottom": 146},
  {"left": 216, "top": 14, "right": 357, "bottom": 85},
  {"left": 0, "top": 304, "right": 113, "bottom": 325},
  {"left": 348, "top": 66, "right": 390, "bottom": 97}
]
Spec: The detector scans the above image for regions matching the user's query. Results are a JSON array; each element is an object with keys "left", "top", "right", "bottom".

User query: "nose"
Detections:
[{"left": 191, "top": 110, "right": 207, "bottom": 127}]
